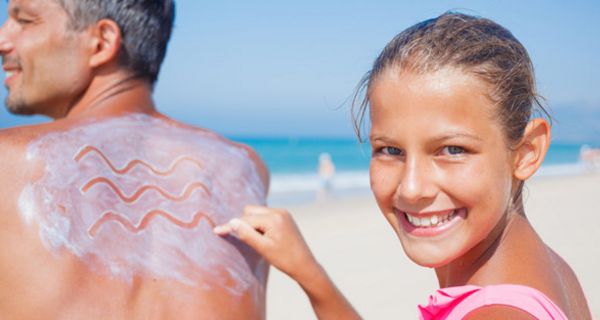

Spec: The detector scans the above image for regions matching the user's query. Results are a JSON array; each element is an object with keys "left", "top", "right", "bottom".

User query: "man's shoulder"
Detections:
[
  {"left": 0, "top": 123, "right": 54, "bottom": 152},
  {"left": 0, "top": 126, "right": 33, "bottom": 156},
  {"left": 168, "top": 120, "right": 270, "bottom": 188},
  {"left": 0, "top": 125, "right": 48, "bottom": 187},
  {"left": 196, "top": 128, "right": 270, "bottom": 187},
  {"left": 230, "top": 140, "right": 270, "bottom": 188}
]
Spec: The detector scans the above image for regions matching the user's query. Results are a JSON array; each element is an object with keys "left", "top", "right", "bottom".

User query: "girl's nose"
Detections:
[{"left": 394, "top": 156, "right": 437, "bottom": 205}]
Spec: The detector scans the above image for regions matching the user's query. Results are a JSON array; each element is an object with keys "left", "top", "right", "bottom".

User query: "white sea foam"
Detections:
[
  {"left": 535, "top": 162, "right": 591, "bottom": 178},
  {"left": 268, "top": 171, "right": 370, "bottom": 205},
  {"left": 269, "top": 170, "right": 370, "bottom": 194}
]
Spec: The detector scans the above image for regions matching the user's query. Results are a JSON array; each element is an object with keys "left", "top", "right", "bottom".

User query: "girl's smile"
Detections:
[
  {"left": 397, "top": 207, "right": 467, "bottom": 237},
  {"left": 369, "top": 67, "right": 515, "bottom": 268}
]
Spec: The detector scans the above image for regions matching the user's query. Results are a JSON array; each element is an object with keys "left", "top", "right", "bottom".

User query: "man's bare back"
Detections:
[
  {"left": 0, "top": 0, "right": 270, "bottom": 317},
  {"left": 0, "top": 114, "right": 269, "bottom": 319}
]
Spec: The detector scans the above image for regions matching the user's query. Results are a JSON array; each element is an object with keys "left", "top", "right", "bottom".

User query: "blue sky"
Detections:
[{"left": 1, "top": 0, "right": 599, "bottom": 141}]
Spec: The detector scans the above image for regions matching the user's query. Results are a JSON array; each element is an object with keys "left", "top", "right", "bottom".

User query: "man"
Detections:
[{"left": 0, "top": 0, "right": 269, "bottom": 318}]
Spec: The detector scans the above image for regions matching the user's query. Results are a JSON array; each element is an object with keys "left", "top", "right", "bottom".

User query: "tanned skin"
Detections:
[
  {"left": 0, "top": 0, "right": 269, "bottom": 319},
  {"left": 215, "top": 69, "right": 592, "bottom": 320}
]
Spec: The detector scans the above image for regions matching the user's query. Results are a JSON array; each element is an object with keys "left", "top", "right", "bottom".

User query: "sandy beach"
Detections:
[{"left": 266, "top": 172, "right": 600, "bottom": 319}]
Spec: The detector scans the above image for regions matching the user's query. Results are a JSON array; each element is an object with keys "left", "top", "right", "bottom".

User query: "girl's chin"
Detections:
[
  {"left": 408, "top": 255, "right": 453, "bottom": 269},
  {"left": 399, "top": 242, "right": 458, "bottom": 268}
]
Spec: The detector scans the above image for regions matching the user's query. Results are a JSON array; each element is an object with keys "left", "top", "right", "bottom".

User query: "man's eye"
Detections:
[
  {"left": 16, "top": 17, "right": 33, "bottom": 25},
  {"left": 442, "top": 146, "right": 465, "bottom": 155}
]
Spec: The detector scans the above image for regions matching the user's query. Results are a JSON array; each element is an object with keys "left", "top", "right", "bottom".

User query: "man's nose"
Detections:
[
  {"left": 0, "top": 20, "right": 15, "bottom": 55},
  {"left": 394, "top": 156, "right": 438, "bottom": 205}
]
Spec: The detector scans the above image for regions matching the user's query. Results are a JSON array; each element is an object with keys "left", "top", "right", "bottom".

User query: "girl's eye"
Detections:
[
  {"left": 379, "top": 146, "right": 403, "bottom": 156},
  {"left": 441, "top": 146, "right": 465, "bottom": 156}
]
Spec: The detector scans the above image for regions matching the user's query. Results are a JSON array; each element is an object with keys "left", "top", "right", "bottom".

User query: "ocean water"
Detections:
[{"left": 233, "top": 137, "right": 593, "bottom": 204}]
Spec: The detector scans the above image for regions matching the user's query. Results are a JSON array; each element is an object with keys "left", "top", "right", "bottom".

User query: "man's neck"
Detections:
[{"left": 62, "top": 73, "right": 158, "bottom": 120}]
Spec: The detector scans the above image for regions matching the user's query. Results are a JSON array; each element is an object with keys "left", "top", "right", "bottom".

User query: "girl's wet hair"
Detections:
[{"left": 352, "top": 12, "right": 550, "bottom": 145}]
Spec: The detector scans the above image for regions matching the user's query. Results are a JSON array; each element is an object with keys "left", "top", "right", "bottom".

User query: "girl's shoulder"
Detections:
[{"left": 418, "top": 284, "right": 568, "bottom": 320}]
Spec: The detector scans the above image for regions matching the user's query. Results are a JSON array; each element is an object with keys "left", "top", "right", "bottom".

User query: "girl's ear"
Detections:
[
  {"left": 88, "top": 19, "right": 122, "bottom": 68},
  {"left": 513, "top": 118, "right": 551, "bottom": 180}
]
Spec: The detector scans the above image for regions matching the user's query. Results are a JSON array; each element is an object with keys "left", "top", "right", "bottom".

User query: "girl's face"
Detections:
[{"left": 369, "top": 68, "right": 515, "bottom": 268}]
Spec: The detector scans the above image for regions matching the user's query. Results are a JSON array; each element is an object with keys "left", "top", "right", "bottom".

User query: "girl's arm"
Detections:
[{"left": 214, "top": 205, "right": 361, "bottom": 320}]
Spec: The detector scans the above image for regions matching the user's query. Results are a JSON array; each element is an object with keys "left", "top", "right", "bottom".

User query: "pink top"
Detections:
[{"left": 418, "top": 284, "right": 568, "bottom": 320}]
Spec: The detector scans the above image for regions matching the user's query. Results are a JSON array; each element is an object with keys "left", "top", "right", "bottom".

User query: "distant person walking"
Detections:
[
  {"left": 317, "top": 152, "right": 336, "bottom": 200},
  {"left": 580, "top": 145, "right": 600, "bottom": 171}
]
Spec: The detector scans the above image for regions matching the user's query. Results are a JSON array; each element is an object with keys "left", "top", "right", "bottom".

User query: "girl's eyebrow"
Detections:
[
  {"left": 432, "top": 132, "right": 482, "bottom": 142},
  {"left": 369, "top": 133, "right": 482, "bottom": 145},
  {"left": 368, "top": 134, "right": 394, "bottom": 143}
]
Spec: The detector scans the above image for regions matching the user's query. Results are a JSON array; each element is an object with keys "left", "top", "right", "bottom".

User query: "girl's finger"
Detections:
[
  {"left": 239, "top": 213, "right": 277, "bottom": 235},
  {"left": 226, "top": 218, "right": 269, "bottom": 254},
  {"left": 214, "top": 213, "right": 272, "bottom": 236},
  {"left": 213, "top": 223, "right": 233, "bottom": 236}
]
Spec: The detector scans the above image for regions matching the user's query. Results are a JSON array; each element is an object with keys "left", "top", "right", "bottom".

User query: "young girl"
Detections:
[{"left": 214, "top": 13, "right": 592, "bottom": 319}]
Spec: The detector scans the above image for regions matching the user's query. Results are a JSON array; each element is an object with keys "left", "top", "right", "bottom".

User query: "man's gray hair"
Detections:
[{"left": 56, "top": 0, "right": 175, "bottom": 85}]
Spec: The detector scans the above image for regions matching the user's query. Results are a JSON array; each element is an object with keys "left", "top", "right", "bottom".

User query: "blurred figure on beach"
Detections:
[
  {"left": 317, "top": 152, "right": 336, "bottom": 201},
  {"left": 580, "top": 145, "right": 600, "bottom": 171}
]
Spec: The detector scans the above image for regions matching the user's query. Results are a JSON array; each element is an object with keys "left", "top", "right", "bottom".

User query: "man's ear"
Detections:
[
  {"left": 513, "top": 118, "right": 551, "bottom": 180},
  {"left": 88, "top": 19, "right": 122, "bottom": 68}
]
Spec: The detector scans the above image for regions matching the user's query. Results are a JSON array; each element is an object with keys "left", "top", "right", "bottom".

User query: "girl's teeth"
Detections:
[
  {"left": 405, "top": 210, "right": 458, "bottom": 228},
  {"left": 408, "top": 215, "right": 420, "bottom": 226}
]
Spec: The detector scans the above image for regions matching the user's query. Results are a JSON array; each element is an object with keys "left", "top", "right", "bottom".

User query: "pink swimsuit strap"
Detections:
[{"left": 418, "top": 284, "right": 568, "bottom": 320}]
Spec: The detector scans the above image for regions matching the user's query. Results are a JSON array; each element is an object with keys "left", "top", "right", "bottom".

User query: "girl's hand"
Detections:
[
  {"left": 213, "top": 205, "right": 318, "bottom": 282},
  {"left": 214, "top": 205, "right": 361, "bottom": 319}
]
